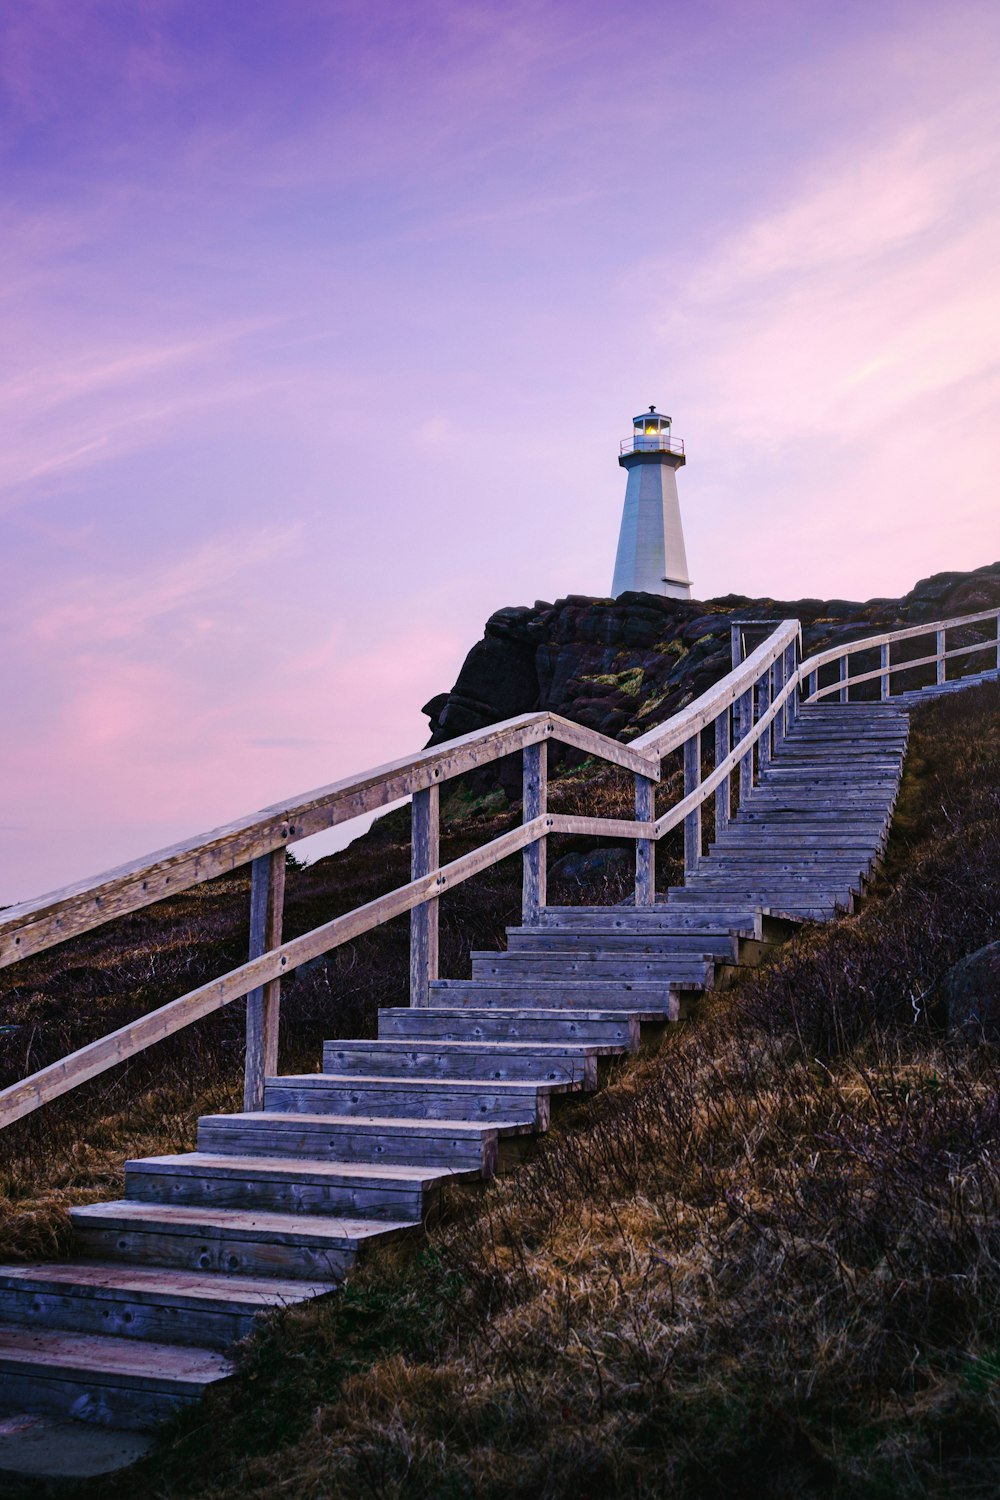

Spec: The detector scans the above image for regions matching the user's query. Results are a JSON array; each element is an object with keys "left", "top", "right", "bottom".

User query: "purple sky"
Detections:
[{"left": 2, "top": 0, "right": 999, "bottom": 903}]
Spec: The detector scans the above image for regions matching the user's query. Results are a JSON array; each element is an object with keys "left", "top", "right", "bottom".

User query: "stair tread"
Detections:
[
  {"left": 130, "top": 1153, "right": 474, "bottom": 1185},
  {"left": 323, "top": 1040, "right": 614, "bottom": 1054},
  {"left": 202, "top": 1111, "right": 518, "bottom": 1136},
  {"left": 0, "top": 1260, "right": 333, "bottom": 1308},
  {"left": 380, "top": 1007, "right": 653, "bottom": 1020},
  {"left": 0, "top": 1325, "right": 232, "bottom": 1385},
  {"left": 272, "top": 1074, "right": 561, "bottom": 1091},
  {"left": 70, "top": 1201, "right": 418, "bottom": 1241}
]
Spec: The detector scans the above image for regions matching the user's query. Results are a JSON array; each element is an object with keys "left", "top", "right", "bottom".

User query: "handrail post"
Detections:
[
  {"left": 936, "top": 628, "right": 946, "bottom": 685},
  {"left": 772, "top": 655, "right": 786, "bottom": 751},
  {"left": 244, "top": 848, "right": 286, "bottom": 1112},
  {"left": 522, "top": 742, "right": 547, "bottom": 923},
  {"left": 757, "top": 667, "right": 772, "bottom": 771},
  {"left": 881, "top": 643, "right": 890, "bottom": 700},
  {"left": 634, "top": 773, "right": 655, "bottom": 906},
  {"left": 714, "top": 708, "right": 731, "bottom": 841},
  {"left": 792, "top": 640, "right": 801, "bottom": 721},
  {"left": 730, "top": 622, "right": 744, "bottom": 669},
  {"left": 996, "top": 614, "right": 1000, "bottom": 671},
  {"left": 808, "top": 669, "right": 817, "bottom": 702},
  {"left": 737, "top": 688, "right": 753, "bottom": 804},
  {"left": 839, "top": 656, "right": 849, "bottom": 704},
  {"left": 409, "top": 784, "right": 440, "bottom": 1005},
  {"left": 683, "top": 733, "right": 701, "bottom": 877}
]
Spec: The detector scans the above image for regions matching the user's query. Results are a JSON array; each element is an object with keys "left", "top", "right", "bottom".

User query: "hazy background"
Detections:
[{"left": 2, "top": 0, "right": 998, "bottom": 902}]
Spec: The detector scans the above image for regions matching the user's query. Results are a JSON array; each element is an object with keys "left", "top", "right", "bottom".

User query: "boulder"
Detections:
[{"left": 941, "top": 941, "right": 1000, "bottom": 1040}]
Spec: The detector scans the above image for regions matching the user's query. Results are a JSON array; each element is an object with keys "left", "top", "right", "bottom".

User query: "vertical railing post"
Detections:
[
  {"left": 730, "top": 623, "right": 744, "bottom": 670},
  {"left": 683, "top": 732, "right": 701, "bottom": 877},
  {"left": 244, "top": 847, "right": 286, "bottom": 1112},
  {"left": 522, "top": 741, "right": 547, "bottom": 923},
  {"left": 936, "top": 628, "right": 946, "bottom": 685},
  {"left": 790, "top": 640, "right": 800, "bottom": 723},
  {"left": 634, "top": 773, "right": 655, "bottom": 906},
  {"left": 714, "top": 708, "right": 731, "bottom": 842},
  {"left": 772, "top": 654, "right": 786, "bottom": 751},
  {"left": 996, "top": 613, "right": 1000, "bottom": 671},
  {"left": 409, "top": 783, "right": 440, "bottom": 1006},
  {"left": 757, "top": 666, "right": 772, "bottom": 772},
  {"left": 808, "top": 669, "right": 818, "bottom": 702},
  {"left": 881, "top": 643, "right": 890, "bottom": 700},
  {"left": 737, "top": 688, "right": 753, "bottom": 804},
  {"left": 839, "top": 656, "right": 849, "bottom": 704}
]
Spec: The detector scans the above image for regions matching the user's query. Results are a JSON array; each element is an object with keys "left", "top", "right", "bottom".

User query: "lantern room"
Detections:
[{"left": 633, "top": 405, "right": 671, "bottom": 451}]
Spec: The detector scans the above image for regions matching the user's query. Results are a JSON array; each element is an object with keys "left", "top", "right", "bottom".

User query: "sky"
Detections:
[{"left": 1, "top": 0, "right": 999, "bottom": 904}]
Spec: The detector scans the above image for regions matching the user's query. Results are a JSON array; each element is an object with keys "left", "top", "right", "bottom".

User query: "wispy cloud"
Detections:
[{"left": 29, "top": 524, "right": 303, "bottom": 645}]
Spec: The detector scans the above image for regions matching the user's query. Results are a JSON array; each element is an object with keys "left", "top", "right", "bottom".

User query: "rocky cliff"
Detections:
[{"left": 423, "top": 563, "right": 1000, "bottom": 748}]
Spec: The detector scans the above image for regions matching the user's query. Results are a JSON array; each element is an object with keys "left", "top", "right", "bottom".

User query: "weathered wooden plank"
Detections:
[
  {"left": 521, "top": 742, "right": 547, "bottom": 924},
  {"left": 320, "top": 1039, "right": 603, "bottom": 1083},
  {"left": 125, "top": 1152, "right": 442, "bottom": 1221},
  {"left": 244, "top": 849, "right": 285, "bottom": 1113},
  {"left": 265, "top": 1077, "right": 554, "bottom": 1124},
  {"left": 634, "top": 774, "right": 656, "bottom": 908},
  {"left": 683, "top": 733, "right": 702, "bottom": 876},
  {"left": 377, "top": 1008, "right": 641, "bottom": 1049},
  {"left": 714, "top": 709, "right": 731, "bottom": 837},
  {"left": 409, "top": 784, "right": 439, "bottom": 1007}
]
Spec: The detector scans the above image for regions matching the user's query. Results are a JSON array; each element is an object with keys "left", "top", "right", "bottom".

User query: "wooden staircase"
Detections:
[{"left": 0, "top": 700, "right": 910, "bottom": 1434}]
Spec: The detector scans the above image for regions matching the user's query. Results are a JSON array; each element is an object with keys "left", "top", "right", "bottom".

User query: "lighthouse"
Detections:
[{"left": 611, "top": 406, "right": 692, "bottom": 600}]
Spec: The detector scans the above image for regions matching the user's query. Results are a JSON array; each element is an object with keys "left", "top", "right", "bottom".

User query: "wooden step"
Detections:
[
  {"left": 0, "top": 1262, "right": 331, "bottom": 1351},
  {"left": 377, "top": 1007, "right": 642, "bottom": 1048},
  {"left": 0, "top": 1324, "right": 232, "bottom": 1430},
  {"left": 125, "top": 1153, "right": 467, "bottom": 1222},
  {"left": 197, "top": 1111, "right": 519, "bottom": 1172},
  {"left": 468, "top": 953, "right": 713, "bottom": 982},
  {"left": 425, "top": 981, "right": 686, "bottom": 1015},
  {"left": 699, "top": 851, "right": 874, "bottom": 869},
  {"left": 266, "top": 1074, "right": 556, "bottom": 1126},
  {"left": 534, "top": 907, "right": 762, "bottom": 937},
  {"left": 70, "top": 1200, "right": 415, "bottom": 1281},
  {"left": 319, "top": 1039, "right": 609, "bottom": 1084},
  {"left": 713, "top": 832, "right": 882, "bottom": 848},
  {"left": 504, "top": 929, "right": 739, "bottom": 959}
]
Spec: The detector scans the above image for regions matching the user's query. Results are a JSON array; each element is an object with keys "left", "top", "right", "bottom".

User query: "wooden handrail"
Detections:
[
  {"left": 1, "top": 604, "right": 996, "bottom": 1131},
  {"left": 802, "top": 608, "right": 1000, "bottom": 704},
  {"left": 631, "top": 620, "right": 799, "bottom": 755},
  {"left": 0, "top": 711, "right": 653, "bottom": 970},
  {"left": 799, "top": 607, "right": 1000, "bottom": 679}
]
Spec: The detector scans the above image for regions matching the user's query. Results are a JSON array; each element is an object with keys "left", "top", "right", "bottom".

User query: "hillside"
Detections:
[
  {"left": 0, "top": 568, "right": 998, "bottom": 1496},
  {"left": 47, "top": 677, "right": 1000, "bottom": 1500}
]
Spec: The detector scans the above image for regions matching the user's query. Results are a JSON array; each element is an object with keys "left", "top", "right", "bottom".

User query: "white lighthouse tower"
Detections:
[{"left": 611, "top": 406, "right": 692, "bottom": 600}]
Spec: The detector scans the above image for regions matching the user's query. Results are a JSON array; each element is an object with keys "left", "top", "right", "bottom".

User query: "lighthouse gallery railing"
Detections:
[{"left": 0, "top": 605, "right": 997, "bottom": 1131}]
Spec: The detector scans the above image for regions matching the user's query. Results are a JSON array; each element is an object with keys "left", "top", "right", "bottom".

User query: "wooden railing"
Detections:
[
  {"left": 801, "top": 608, "right": 1000, "bottom": 704},
  {"left": 1, "top": 605, "right": 997, "bottom": 1131}
]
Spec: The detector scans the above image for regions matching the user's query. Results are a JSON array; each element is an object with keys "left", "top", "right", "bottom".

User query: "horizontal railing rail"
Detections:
[
  {"left": 1, "top": 603, "right": 996, "bottom": 1131},
  {"left": 801, "top": 608, "right": 1000, "bottom": 704},
  {"left": 619, "top": 434, "right": 685, "bottom": 457}
]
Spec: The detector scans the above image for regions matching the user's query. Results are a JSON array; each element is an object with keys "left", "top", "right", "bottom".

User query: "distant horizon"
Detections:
[{"left": 2, "top": 0, "right": 998, "bottom": 901}]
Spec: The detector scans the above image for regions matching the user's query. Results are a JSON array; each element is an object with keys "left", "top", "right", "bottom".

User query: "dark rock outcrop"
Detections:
[
  {"left": 424, "top": 563, "right": 1000, "bottom": 748},
  {"left": 941, "top": 941, "right": 1000, "bottom": 1040}
]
